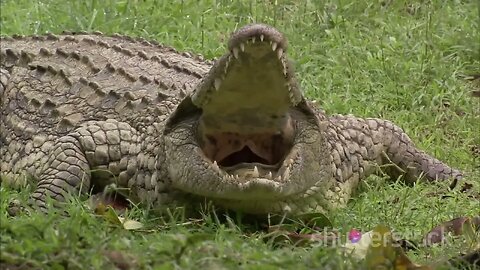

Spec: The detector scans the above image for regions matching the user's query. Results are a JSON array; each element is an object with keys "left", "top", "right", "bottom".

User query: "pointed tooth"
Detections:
[
  {"left": 212, "top": 160, "right": 220, "bottom": 172},
  {"left": 240, "top": 43, "right": 245, "bottom": 52},
  {"left": 275, "top": 175, "right": 282, "bottom": 181},
  {"left": 252, "top": 166, "right": 259, "bottom": 178},
  {"left": 252, "top": 37, "right": 256, "bottom": 43},
  {"left": 260, "top": 35, "right": 264, "bottom": 42},
  {"left": 224, "top": 61, "right": 229, "bottom": 74},
  {"left": 271, "top": 42, "right": 277, "bottom": 51},
  {"left": 288, "top": 158, "right": 294, "bottom": 165},
  {"left": 232, "top": 47, "right": 239, "bottom": 59},
  {"left": 277, "top": 48, "right": 283, "bottom": 59},
  {"left": 224, "top": 56, "right": 230, "bottom": 73},
  {"left": 283, "top": 167, "right": 290, "bottom": 180},
  {"left": 266, "top": 171, "right": 273, "bottom": 180},
  {"left": 214, "top": 78, "right": 221, "bottom": 90}
]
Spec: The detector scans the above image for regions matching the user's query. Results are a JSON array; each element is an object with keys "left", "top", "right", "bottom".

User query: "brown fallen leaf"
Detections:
[
  {"left": 423, "top": 216, "right": 480, "bottom": 246},
  {"left": 263, "top": 212, "right": 335, "bottom": 246},
  {"left": 266, "top": 225, "right": 338, "bottom": 247},
  {"left": 89, "top": 191, "right": 131, "bottom": 214},
  {"left": 103, "top": 250, "right": 138, "bottom": 270}
]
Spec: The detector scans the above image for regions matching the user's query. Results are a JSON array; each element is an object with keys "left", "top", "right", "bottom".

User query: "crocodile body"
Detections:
[{"left": 0, "top": 24, "right": 463, "bottom": 215}]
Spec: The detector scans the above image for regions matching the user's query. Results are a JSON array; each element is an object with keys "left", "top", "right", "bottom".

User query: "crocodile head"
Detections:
[{"left": 164, "top": 24, "right": 332, "bottom": 214}]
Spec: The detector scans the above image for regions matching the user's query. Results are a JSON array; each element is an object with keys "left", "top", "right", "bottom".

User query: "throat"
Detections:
[
  {"left": 199, "top": 117, "right": 295, "bottom": 168},
  {"left": 220, "top": 146, "right": 270, "bottom": 167}
]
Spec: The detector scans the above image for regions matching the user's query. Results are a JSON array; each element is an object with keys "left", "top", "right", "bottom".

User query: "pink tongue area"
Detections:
[
  {"left": 199, "top": 113, "right": 295, "bottom": 168},
  {"left": 202, "top": 133, "right": 276, "bottom": 166}
]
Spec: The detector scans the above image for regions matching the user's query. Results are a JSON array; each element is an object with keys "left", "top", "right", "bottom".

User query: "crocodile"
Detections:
[{"left": 0, "top": 24, "right": 464, "bottom": 215}]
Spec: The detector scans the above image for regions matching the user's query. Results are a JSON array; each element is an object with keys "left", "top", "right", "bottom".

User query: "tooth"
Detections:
[
  {"left": 224, "top": 62, "right": 229, "bottom": 74},
  {"left": 224, "top": 57, "right": 230, "bottom": 73},
  {"left": 277, "top": 48, "right": 283, "bottom": 59},
  {"left": 214, "top": 78, "right": 221, "bottom": 90},
  {"left": 283, "top": 167, "right": 290, "bottom": 180},
  {"left": 260, "top": 35, "right": 264, "bottom": 42},
  {"left": 233, "top": 47, "right": 239, "bottom": 59},
  {"left": 275, "top": 175, "right": 282, "bottom": 181},
  {"left": 271, "top": 42, "right": 277, "bottom": 51},
  {"left": 240, "top": 43, "right": 245, "bottom": 52},
  {"left": 289, "top": 159, "right": 294, "bottom": 165},
  {"left": 252, "top": 37, "right": 256, "bottom": 43},
  {"left": 252, "top": 166, "right": 259, "bottom": 178},
  {"left": 266, "top": 171, "right": 273, "bottom": 179},
  {"left": 212, "top": 160, "right": 220, "bottom": 171}
]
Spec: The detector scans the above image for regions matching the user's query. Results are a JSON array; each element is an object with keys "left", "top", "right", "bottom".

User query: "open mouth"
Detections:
[
  {"left": 164, "top": 24, "right": 326, "bottom": 205},
  {"left": 192, "top": 24, "right": 301, "bottom": 182},
  {"left": 201, "top": 129, "right": 293, "bottom": 174}
]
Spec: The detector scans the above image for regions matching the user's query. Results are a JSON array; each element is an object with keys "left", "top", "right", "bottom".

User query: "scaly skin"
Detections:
[
  {"left": 0, "top": 24, "right": 463, "bottom": 215},
  {"left": 0, "top": 32, "right": 210, "bottom": 210}
]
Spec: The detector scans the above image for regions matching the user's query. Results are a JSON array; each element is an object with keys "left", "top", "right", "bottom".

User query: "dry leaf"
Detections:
[
  {"left": 342, "top": 230, "right": 373, "bottom": 259},
  {"left": 119, "top": 217, "right": 144, "bottom": 230},
  {"left": 96, "top": 205, "right": 144, "bottom": 230},
  {"left": 365, "top": 225, "right": 433, "bottom": 270},
  {"left": 423, "top": 216, "right": 480, "bottom": 246},
  {"left": 103, "top": 250, "right": 138, "bottom": 270},
  {"left": 266, "top": 223, "right": 338, "bottom": 247}
]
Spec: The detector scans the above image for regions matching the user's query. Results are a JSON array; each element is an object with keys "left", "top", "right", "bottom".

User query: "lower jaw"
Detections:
[{"left": 222, "top": 162, "right": 279, "bottom": 175}]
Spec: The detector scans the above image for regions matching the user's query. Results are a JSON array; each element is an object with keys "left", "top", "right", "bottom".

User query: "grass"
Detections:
[{"left": 1, "top": 0, "right": 479, "bottom": 269}]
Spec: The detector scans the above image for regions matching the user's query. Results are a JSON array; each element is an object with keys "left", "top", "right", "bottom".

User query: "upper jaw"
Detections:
[
  {"left": 189, "top": 24, "right": 305, "bottom": 181},
  {"left": 191, "top": 23, "right": 302, "bottom": 109}
]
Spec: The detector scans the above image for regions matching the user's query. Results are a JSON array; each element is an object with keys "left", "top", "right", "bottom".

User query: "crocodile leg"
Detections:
[
  {"left": 21, "top": 119, "right": 152, "bottom": 210},
  {"left": 328, "top": 115, "right": 462, "bottom": 186},
  {"left": 369, "top": 117, "right": 463, "bottom": 183},
  {"left": 323, "top": 114, "right": 463, "bottom": 209},
  {"left": 31, "top": 134, "right": 92, "bottom": 210}
]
